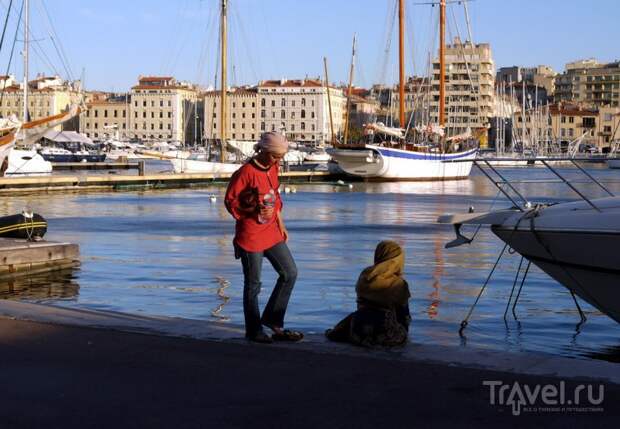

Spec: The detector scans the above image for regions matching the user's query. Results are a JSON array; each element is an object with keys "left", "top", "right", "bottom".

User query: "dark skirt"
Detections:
[{"left": 326, "top": 305, "right": 410, "bottom": 347}]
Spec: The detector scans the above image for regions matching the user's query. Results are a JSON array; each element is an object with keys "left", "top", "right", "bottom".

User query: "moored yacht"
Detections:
[{"left": 439, "top": 159, "right": 620, "bottom": 323}]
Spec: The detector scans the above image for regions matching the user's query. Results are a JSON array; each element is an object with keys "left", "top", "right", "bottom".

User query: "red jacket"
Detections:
[{"left": 224, "top": 159, "right": 284, "bottom": 252}]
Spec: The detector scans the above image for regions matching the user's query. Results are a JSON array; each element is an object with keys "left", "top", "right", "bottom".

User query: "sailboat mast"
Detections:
[
  {"left": 323, "top": 57, "right": 336, "bottom": 145},
  {"left": 439, "top": 0, "right": 446, "bottom": 128},
  {"left": 23, "top": 0, "right": 29, "bottom": 122},
  {"left": 398, "top": 0, "right": 405, "bottom": 128},
  {"left": 343, "top": 34, "right": 356, "bottom": 146},
  {"left": 220, "top": 0, "right": 227, "bottom": 160}
]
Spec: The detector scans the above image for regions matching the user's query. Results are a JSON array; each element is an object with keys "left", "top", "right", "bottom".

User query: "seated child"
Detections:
[{"left": 326, "top": 240, "right": 411, "bottom": 347}]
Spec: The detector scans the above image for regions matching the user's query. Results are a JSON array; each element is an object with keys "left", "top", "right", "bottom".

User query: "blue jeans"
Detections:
[{"left": 238, "top": 242, "right": 298, "bottom": 336}]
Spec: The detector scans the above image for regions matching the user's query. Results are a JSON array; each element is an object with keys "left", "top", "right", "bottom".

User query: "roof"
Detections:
[
  {"left": 259, "top": 79, "right": 323, "bottom": 88},
  {"left": 43, "top": 130, "right": 94, "bottom": 145},
  {"left": 549, "top": 104, "right": 598, "bottom": 117},
  {"left": 139, "top": 76, "right": 174, "bottom": 82},
  {"left": 131, "top": 85, "right": 195, "bottom": 91}
]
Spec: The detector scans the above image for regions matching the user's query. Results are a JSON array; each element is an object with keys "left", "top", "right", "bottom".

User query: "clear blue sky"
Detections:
[{"left": 0, "top": 0, "right": 618, "bottom": 92}]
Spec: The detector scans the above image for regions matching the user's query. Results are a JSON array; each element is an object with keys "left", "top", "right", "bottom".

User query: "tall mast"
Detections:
[
  {"left": 398, "top": 0, "right": 405, "bottom": 128},
  {"left": 220, "top": 0, "right": 227, "bottom": 161},
  {"left": 23, "top": 0, "right": 29, "bottom": 122},
  {"left": 439, "top": 0, "right": 446, "bottom": 128},
  {"left": 343, "top": 33, "right": 356, "bottom": 146},
  {"left": 323, "top": 57, "right": 336, "bottom": 146}
]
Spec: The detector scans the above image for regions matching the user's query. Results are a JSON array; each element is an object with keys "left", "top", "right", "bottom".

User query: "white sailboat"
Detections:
[
  {"left": 171, "top": 0, "right": 240, "bottom": 174},
  {"left": 329, "top": 0, "right": 478, "bottom": 181}
]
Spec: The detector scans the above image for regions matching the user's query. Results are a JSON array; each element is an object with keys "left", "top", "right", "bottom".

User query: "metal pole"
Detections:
[
  {"left": 323, "top": 57, "right": 336, "bottom": 146},
  {"left": 398, "top": 0, "right": 405, "bottom": 128},
  {"left": 220, "top": 0, "right": 227, "bottom": 161},
  {"left": 22, "top": 0, "right": 29, "bottom": 122}
]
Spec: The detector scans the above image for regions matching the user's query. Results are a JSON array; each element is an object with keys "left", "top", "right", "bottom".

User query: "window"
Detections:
[
  {"left": 134, "top": 101, "right": 138, "bottom": 107},
  {"left": 123, "top": 110, "right": 126, "bottom": 118},
  {"left": 252, "top": 113, "right": 255, "bottom": 119},
  {"left": 104, "top": 110, "right": 108, "bottom": 118},
  {"left": 134, "top": 112, "right": 138, "bottom": 118},
  {"left": 143, "top": 112, "right": 146, "bottom": 118},
  {"left": 252, "top": 102, "right": 255, "bottom": 108},
  {"left": 143, "top": 101, "right": 147, "bottom": 107},
  {"left": 261, "top": 98, "right": 265, "bottom": 107},
  {"left": 151, "top": 101, "right": 155, "bottom": 107},
  {"left": 168, "top": 100, "right": 171, "bottom": 107},
  {"left": 301, "top": 122, "right": 305, "bottom": 130},
  {"left": 232, "top": 123, "right": 236, "bottom": 129},
  {"left": 271, "top": 100, "right": 275, "bottom": 107},
  {"left": 242, "top": 123, "right": 245, "bottom": 129},
  {"left": 159, "top": 123, "right": 163, "bottom": 130},
  {"left": 94, "top": 123, "right": 98, "bottom": 129},
  {"left": 168, "top": 124, "right": 171, "bottom": 130},
  {"left": 242, "top": 102, "right": 246, "bottom": 108},
  {"left": 261, "top": 110, "right": 265, "bottom": 118},
  {"left": 95, "top": 110, "right": 98, "bottom": 118},
  {"left": 160, "top": 112, "right": 163, "bottom": 118},
  {"left": 291, "top": 112, "right": 295, "bottom": 119},
  {"left": 261, "top": 122, "right": 265, "bottom": 131},
  {"left": 301, "top": 109, "right": 306, "bottom": 118},
  {"left": 569, "top": 116, "right": 574, "bottom": 123},
  {"left": 272, "top": 111, "right": 275, "bottom": 118},
  {"left": 311, "top": 111, "right": 315, "bottom": 119},
  {"left": 160, "top": 100, "right": 164, "bottom": 107},
  {"left": 301, "top": 98, "right": 306, "bottom": 106},
  {"left": 232, "top": 113, "right": 236, "bottom": 119},
  {"left": 311, "top": 124, "right": 315, "bottom": 131},
  {"left": 151, "top": 124, "right": 154, "bottom": 130},
  {"left": 561, "top": 116, "right": 566, "bottom": 123},
  {"left": 281, "top": 110, "right": 286, "bottom": 119},
  {"left": 168, "top": 112, "right": 172, "bottom": 118},
  {"left": 281, "top": 98, "right": 286, "bottom": 107},
  {"left": 291, "top": 124, "right": 295, "bottom": 131},
  {"left": 292, "top": 100, "right": 295, "bottom": 107},
  {"left": 242, "top": 113, "right": 245, "bottom": 119}
]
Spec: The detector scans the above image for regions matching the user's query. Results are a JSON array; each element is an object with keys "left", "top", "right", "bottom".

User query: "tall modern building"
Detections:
[
  {"left": 555, "top": 59, "right": 620, "bottom": 107},
  {"left": 430, "top": 37, "right": 495, "bottom": 140}
]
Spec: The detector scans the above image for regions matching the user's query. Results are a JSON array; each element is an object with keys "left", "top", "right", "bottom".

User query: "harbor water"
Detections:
[{"left": 2, "top": 165, "right": 619, "bottom": 362}]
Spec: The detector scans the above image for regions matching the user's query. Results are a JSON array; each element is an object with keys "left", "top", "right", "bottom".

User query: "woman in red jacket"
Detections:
[{"left": 225, "top": 132, "right": 303, "bottom": 343}]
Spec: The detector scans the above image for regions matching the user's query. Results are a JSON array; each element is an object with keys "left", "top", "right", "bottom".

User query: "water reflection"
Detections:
[{"left": 0, "top": 268, "right": 79, "bottom": 301}]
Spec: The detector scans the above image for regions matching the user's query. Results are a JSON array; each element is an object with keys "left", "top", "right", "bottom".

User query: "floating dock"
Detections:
[
  {"left": 0, "top": 171, "right": 339, "bottom": 194},
  {"left": 0, "top": 238, "right": 79, "bottom": 278}
]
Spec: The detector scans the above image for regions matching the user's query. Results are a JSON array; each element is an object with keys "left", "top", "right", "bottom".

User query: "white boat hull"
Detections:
[
  {"left": 170, "top": 158, "right": 241, "bottom": 174},
  {"left": 330, "top": 145, "right": 477, "bottom": 180},
  {"left": 5, "top": 148, "right": 52, "bottom": 176},
  {"left": 491, "top": 197, "right": 620, "bottom": 323}
]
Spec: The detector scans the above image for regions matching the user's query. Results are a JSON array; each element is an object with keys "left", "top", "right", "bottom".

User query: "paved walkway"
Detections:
[{"left": 0, "top": 301, "right": 618, "bottom": 428}]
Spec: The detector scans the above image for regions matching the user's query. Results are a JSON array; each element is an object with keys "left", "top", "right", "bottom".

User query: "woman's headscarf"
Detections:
[
  {"left": 355, "top": 240, "right": 410, "bottom": 308},
  {"left": 256, "top": 132, "right": 289, "bottom": 154}
]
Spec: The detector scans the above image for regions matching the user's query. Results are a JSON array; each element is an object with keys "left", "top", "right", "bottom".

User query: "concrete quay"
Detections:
[{"left": 0, "top": 300, "right": 617, "bottom": 428}]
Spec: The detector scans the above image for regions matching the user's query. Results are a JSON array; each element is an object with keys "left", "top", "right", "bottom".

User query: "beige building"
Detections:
[
  {"left": 555, "top": 60, "right": 620, "bottom": 107},
  {"left": 204, "top": 79, "right": 346, "bottom": 144},
  {"left": 258, "top": 79, "right": 346, "bottom": 144},
  {"left": 0, "top": 75, "right": 81, "bottom": 127},
  {"left": 129, "top": 76, "right": 199, "bottom": 144},
  {"left": 430, "top": 38, "right": 495, "bottom": 140},
  {"left": 544, "top": 103, "right": 620, "bottom": 148},
  {"left": 204, "top": 87, "right": 259, "bottom": 141},
  {"left": 80, "top": 96, "right": 130, "bottom": 140}
]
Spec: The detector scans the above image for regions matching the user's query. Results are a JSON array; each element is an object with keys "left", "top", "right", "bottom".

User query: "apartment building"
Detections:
[
  {"left": 129, "top": 76, "right": 199, "bottom": 144},
  {"left": 430, "top": 37, "right": 496, "bottom": 140},
  {"left": 204, "top": 87, "right": 259, "bottom": 141},
  {"left": 204, "top": 79, "right": 346, "bottom": 144},
  {"left": 258, "top": 79, "right": 346, "bottom": 144},
  {"left": 0, "top": 74, "right": 81, "bottom": 128},
  {"left": 555, "top": 59, "right": 620, "bottom": 107},
  {"left": 80, "top": 95, "right": 130, "bottom": 140}
]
